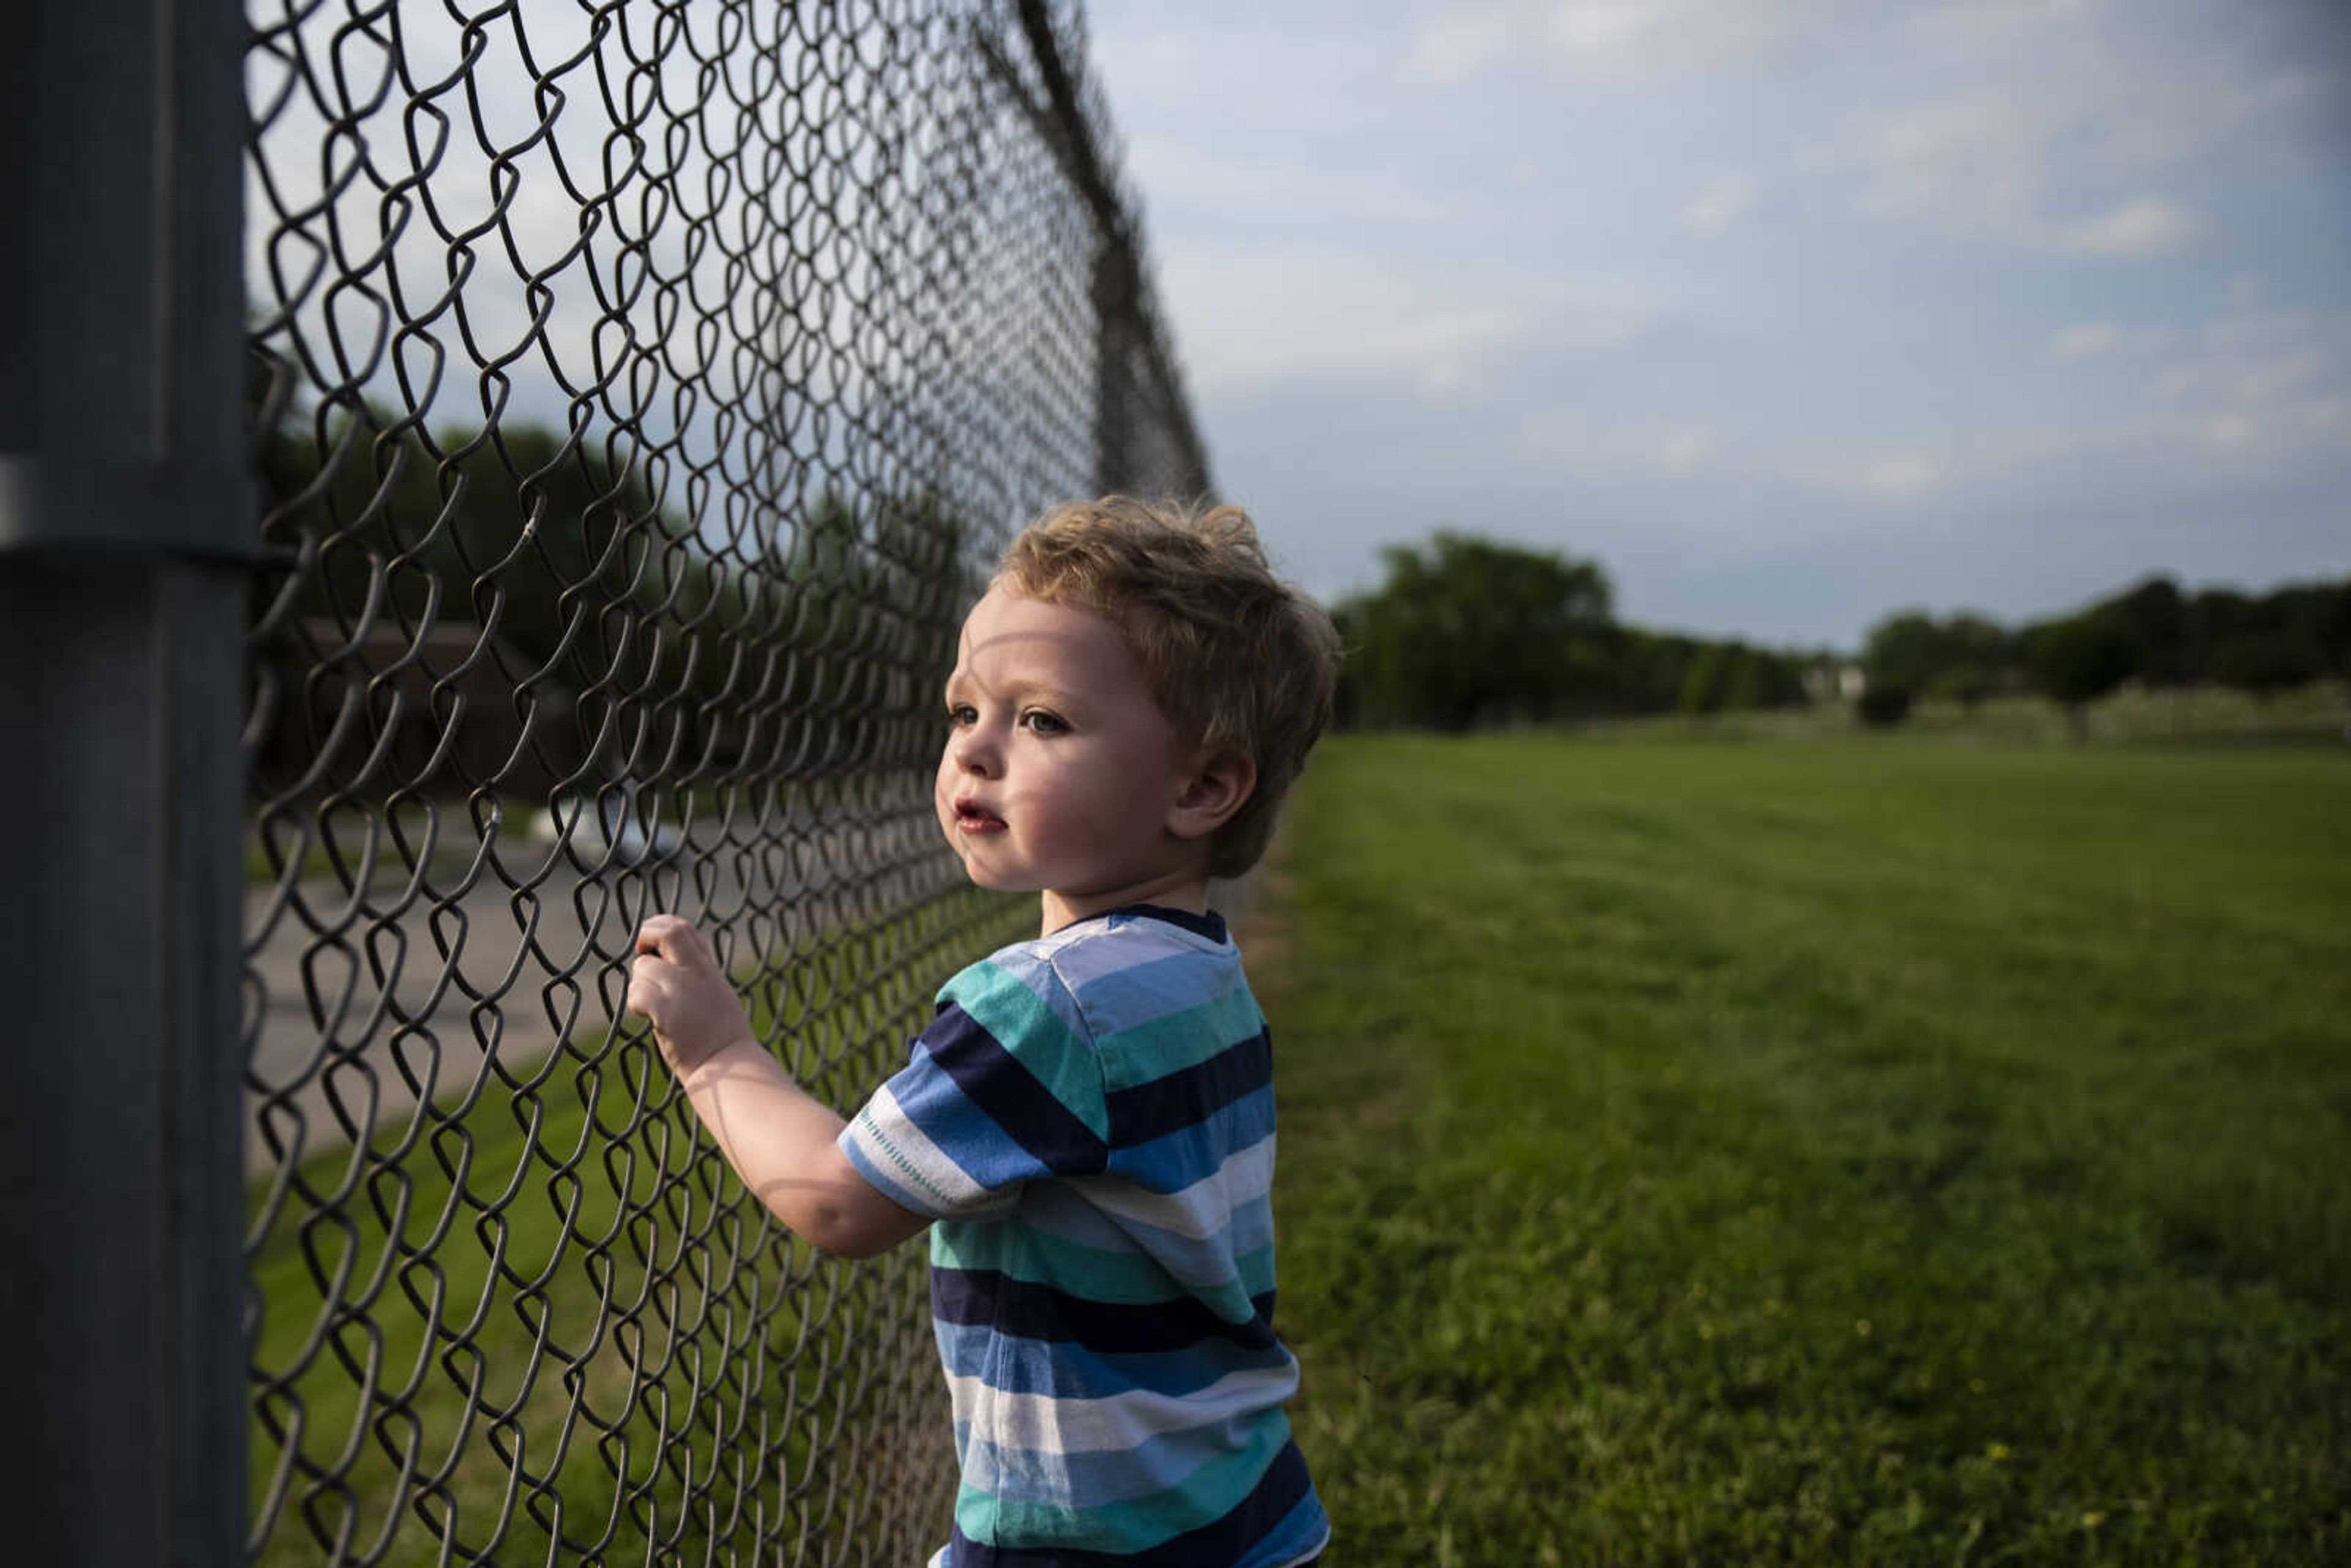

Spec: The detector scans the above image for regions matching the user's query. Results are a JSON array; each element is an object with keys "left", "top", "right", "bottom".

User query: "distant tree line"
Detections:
[
  {"left": 249, "top": 394, "right": 973, "bottom": 802},
  {"left": 1330, "top": 532, "right": 1816, "bottom": 730},
  {"left": 1330, "top": 528, "right": 2349, "bottom": 735},
  {"left": 1861, "top": 574, "right": 2351, "bottom": 730}
]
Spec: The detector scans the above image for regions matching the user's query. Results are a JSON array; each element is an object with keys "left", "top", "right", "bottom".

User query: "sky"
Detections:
[{"left": 1086, "top": 0, "right": 2351, "bottom": 650}]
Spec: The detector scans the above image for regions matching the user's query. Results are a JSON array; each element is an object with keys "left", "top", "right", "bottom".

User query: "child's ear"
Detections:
[{"left": 1166, "top": 748, "right": 1256, "bottom": 842}]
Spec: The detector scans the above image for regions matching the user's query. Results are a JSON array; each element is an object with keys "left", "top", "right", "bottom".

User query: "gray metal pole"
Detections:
[
  {"left": 0, "top": 1, "right": 249, "bottom": 1562},
  {"left": 1092, "top": 238, "right": 1143, "bottom": 497}
]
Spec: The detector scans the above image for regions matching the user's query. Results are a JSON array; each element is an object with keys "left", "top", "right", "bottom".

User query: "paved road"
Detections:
[{"left": 241, "top": 814, "right": 939, "bottom": 1179}]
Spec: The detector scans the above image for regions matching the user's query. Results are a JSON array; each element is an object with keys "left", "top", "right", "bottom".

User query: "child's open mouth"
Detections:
[{"left": 953, "top": 801, "right": 1005, "bottom": 833}]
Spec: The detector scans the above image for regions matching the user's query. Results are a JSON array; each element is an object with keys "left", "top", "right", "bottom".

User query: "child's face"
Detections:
[{"left": 936, "top": 584, "right": 1202, "bottom": 920}]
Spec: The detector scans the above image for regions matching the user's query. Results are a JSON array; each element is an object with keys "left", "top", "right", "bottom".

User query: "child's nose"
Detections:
[{"left": 951, "top": 729, "right": 999, "bottom": 777}]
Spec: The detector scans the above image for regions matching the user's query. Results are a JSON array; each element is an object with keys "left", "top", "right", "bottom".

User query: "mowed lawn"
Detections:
[{"left": 1263, "top": 734, "right": 2349, "bottom": 1566}]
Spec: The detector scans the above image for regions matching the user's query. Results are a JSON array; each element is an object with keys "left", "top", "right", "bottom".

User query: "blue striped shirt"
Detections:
[{"left": 841, "top": 906, "right": 1330, "bottom": 1567}]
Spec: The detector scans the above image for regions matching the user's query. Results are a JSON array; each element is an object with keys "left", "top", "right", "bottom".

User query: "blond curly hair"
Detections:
[{"left": 997, "top": 496, "right": 1341, "bottom": 879}]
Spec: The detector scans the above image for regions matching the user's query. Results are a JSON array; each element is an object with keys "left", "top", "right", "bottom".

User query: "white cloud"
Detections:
[
  {"left": 1542, "top": 0, "right": 1853, "bottom": 80},
  {"left": 1818, "top": 89, "right": 2208, "bottom": 257},
  {"left": 2089, "top": 63, "right": 2339, "bottom": 174},
  {"left": 2188, "top": 395, "right": 2351, "bottom": 462},
  {"left": 1789, "top": 451, "right": 1951, "bottom": 505},
  {"left": 1404, "top": 0, "right": 1850, "bottom": 87},
  {"left": 2049, "top": 196, "right": 2203, "bottom": 258},
  {"left": 1899, "top": 0, "right": 2334, "bottom": 171},
  {"left": 2124, "top": 283, "right": 2351, "bottom": 462},
  {"left": 2048, "top": 320, "right": 2183, "bottom": 362},
  {"left": 1546, "top": 0, "right": 1677, "bottom": 58},
  {"left": 1406, "top": 6, "right": 1517, "bottom": 85},
  {"left": 1848, "top": 88, "right": 2029, "bottom": 184},
  {"left": 1680, "top": 173, "right": 1758, "bottom": 237},
  {"left": 1655, "top": 426, "right": 1717, "bottom": 473},
  {"left": 1908, "top": 0, "right": 2095, "bottom": 48},
  {"left": 1126, "top": 137, "right": 1464, "bottom": 229},
  {"left": 1502, "top": 416, "right": 1722, "bottom": 480},
  {"left": 1160, "top": 246, "right": 1551, "bottom": 394},
  {"left": 1802, "top": 0, "right": 2324, "bottom": 260},
  {"left": 1903, "top": 282, "right": 2351, "bottom": 481},
  {"left": 2202, "top": 413, "right": 2256, "bottom": 450},
  {"left": 2155, "top": 291, "right": 2349, "bottom": 410},
  {"left": 2049, "top": 321, "right": 2123, "bottom": 361},
  {"left": 1157, "top": 225, "right": 1682, "bottom": 397},
  {"left": 1809, "top": 83, "right": 2055, "bottom": 234},
  {"left": 2235, "top": 349, "right": 2329, "bottom": 404}
]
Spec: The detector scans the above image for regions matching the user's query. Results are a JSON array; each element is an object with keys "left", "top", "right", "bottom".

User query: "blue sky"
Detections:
[{"left": 1087, "top": 0, "right": 2351, "bottom": 649}]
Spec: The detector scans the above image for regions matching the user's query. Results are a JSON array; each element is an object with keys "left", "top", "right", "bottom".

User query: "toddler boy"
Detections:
[{"left": 628, "top": 497, "right": 1341, "bottom": 1566}]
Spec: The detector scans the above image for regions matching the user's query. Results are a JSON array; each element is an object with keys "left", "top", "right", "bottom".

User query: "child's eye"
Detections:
[
  {"left": 945, "top": 703, "right": 977, "bottom": 727},
  {"left": 1019, "top": 710, "right": 1068, "bottom": 736}
]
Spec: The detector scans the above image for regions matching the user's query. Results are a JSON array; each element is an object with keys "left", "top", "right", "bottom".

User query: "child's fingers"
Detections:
[
  {"left": 623, "top": 962, "right": 671, "bottom": 1019},
  {"left": 634, "top": 913, "right": 713, "bottom": 970},
  {"left": 633, "top": 913, "right": 690, "bottom": 957}
]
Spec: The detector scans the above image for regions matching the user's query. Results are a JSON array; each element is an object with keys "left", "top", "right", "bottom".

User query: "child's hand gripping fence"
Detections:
[{"left": 237, "top": 2, "right": 1205, "bottom": 1561}]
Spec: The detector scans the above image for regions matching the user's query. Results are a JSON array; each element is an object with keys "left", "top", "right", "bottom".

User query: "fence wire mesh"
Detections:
[{"left": 237, "top": 2, "right": 1206, "bottom": 1561}]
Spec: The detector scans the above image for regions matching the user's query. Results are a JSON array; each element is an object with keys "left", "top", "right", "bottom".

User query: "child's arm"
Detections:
[{"left": 626, "top": 914, "right": 930, "bottom": 1259}]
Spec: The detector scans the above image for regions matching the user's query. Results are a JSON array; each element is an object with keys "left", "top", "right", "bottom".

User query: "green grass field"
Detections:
[{"left": 1265, "top": 733, "right": 2349, "bottom": 1566}]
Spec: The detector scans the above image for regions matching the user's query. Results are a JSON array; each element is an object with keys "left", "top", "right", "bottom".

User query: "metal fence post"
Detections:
[
  {"left": 1002, "top": 0, "right": 1212, "bottom": 501},
  {"left": 0, "top": 0, "right": 249, "bottom": 1562},
  {"left": 1093, "top": 238, "right": 1144, "bottom": 497}
]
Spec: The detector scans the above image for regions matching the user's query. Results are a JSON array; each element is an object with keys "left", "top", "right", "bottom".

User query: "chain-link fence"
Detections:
[{"left": 235, "top": 1, "right": 1207, "bottom": 1561}]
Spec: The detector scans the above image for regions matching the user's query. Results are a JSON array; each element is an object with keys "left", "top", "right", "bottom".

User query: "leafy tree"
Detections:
[
  {"left": 1736, "top": 645, "right": 1810, "bottom": 710},
  {"left": 1942, "top": 614, "right": 2015, "bottom": 683},
  {"left": 2186, "top": 581, "right": 2346, "bottom": 694},
  {"left": 2029, "top": 612, "right": 2138, "bottom": 738},
  {"left": 250, "top": 395, "right": 973, "bottom": 797},
  {"left": 2101, "top": 576, "right": 2194, "bottom": 687},
  {"left": 1613, "top": 629, "right": 1703, "bottom": 715},
  {"left": 2210, "top": 631, "right": 2322, "bottom": 699},
  {"left": 255, "top": 403, "right": 656, "bottom": 693},
  {"left": 249, "top": 402, "right": 662, "bottom": 798},
  {"left": 2311, "top": 582, "right": 2351, "bottom": 678},
  {"left": 1677, "top": 642, "right": 1804, "bottom": 715},
  {"left": 1927, "top": 662, "right": 1999, "bottom": 710},
  {"left": 1336, "top": 531, "right": 1613, "bottom": 730},
  {"left": 2188, "top": 588, "right": 2259, "bottom": 679},
  {"left": 1862, "top": 608, "right": 2014, "bottom": 700},
  {"left": 1678, "top": 642, "right": 1733, "bottom": 716},
  {"left": 1862, "top": 610, "right": 1946, "bottom": 694}
]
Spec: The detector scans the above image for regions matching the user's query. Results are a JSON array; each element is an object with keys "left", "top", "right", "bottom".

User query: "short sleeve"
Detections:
[{"left": 838, "top": 950, "right": 1108, "bottom": 1220}]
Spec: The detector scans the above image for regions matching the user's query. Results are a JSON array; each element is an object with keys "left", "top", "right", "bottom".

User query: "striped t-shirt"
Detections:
[{"left": 839, "top": 904, "right": 1330, "bottom": 1568}]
